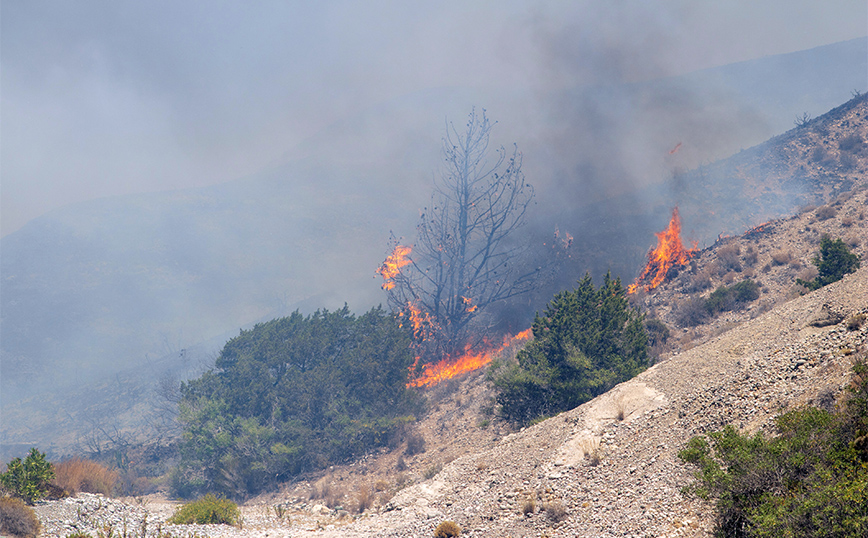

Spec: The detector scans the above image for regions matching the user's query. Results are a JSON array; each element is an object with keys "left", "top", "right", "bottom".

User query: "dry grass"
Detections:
[
  {"left": 716, "top": 244, "right": 742, "bottom": 273},
  {"left": 521, "top": 498, "right": 536, "bottom": 515},
  {"left": 580, "top": 438, "right": 601, "bottom": 466},
  {"left": 797, "top": 267, "right": 819, "bottom": 283},
  {"left": 541, "top": 501, "right": 568, "bottom": 523},
  {"left": 355, "top": 486, "right": 374, "bottom": 513},
  {"left": 52, "top": 458, "right": 119, "bottom": 497},
  {"left": 0, "top": 497, "right": 41, "bottom": 538},
  {"left": 770, "top": 250, "right": 792, "bottom": 266},
  {"left": 434, "top": 520, "right": 462, "bottom": 537},
  {"left": 743, "top": 245, "right": 758, "bottom": 266},
  {"left": 309, "top": 476, "right": 344, "bottom": 508},
  {"left": 423, "top": 463, "right": 442, "bottom": 480},
  {"left": 815, "top": 205, "right": 837, "bottom": 221},
  {"left": 846, "top": 313, "right": 867, "bottom": 331}
]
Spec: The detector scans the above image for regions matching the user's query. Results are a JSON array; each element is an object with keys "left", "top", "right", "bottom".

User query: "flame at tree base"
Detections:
[
  {"left": 407, "top": 329, "right": 532, "bottom": 388},
  {"left": 628, "top": 206, "right": 697, "bottom": 294}
]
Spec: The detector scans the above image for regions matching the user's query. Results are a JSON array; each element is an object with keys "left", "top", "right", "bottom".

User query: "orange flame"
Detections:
[
  {"left": 628, "top": 207, "right": 697, "bottom": 293},
  {"left": 407, "top": 329, "right": 532, "bottom": 388},
  {"left": 462, "top": 296, "right": 477, "bottom": 313},
  {"left": 376, "top": 245, "right": 412, "bottom": 290},
  {"left": 668, "top": 142, "right": 683, "bottom": 155},
  {"left": 403, "top": 302, "right": 437, "bottom": 339}
]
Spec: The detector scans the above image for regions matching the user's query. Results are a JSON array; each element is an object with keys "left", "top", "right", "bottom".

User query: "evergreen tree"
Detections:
[
  {"left": 491, "top": 273, "right": 649, "bottom": 424},
  {"left": 797, "top": 236, "right": 860, "bottom": 291}
]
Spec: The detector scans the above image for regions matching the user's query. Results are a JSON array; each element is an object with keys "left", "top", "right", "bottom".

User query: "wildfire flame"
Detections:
[
  {"left": 376, "top": 245, "right": 412, "bottom": 290},
  {"left": 462, "top": 296, "right": 478, "bottom": 313},
  {"left": 402, "top": 302, "right": 437, "bottom": 340},
  {"left": 628, "top": 207, "right": 697, "bottom": 294},
  {"left": 668, "top": 141, "right": 683, "bottom": 155},
  {"left": 407, "top": 329, "right": 532, "bottom": 388}
]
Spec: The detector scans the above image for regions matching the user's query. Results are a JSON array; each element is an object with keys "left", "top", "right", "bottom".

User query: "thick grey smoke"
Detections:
[{"left": 1, "top": 1, "right": 866, "bottom": 457}]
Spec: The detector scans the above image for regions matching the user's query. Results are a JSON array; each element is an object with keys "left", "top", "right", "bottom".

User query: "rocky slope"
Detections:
[{"left": 33, "top": 263, "right": 867, "bottom": 537}]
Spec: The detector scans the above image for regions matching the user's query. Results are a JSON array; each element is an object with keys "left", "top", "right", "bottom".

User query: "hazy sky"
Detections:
[{"left": 2, "top": 0, "right": 866, "bottom": 237}]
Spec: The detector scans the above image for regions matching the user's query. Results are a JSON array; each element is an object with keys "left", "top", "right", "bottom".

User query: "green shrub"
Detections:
[
  {"left": 679, "top": 355, "right": 868, "bottom": 537},
  {"left": 0, "top": 497, "right": 41, "bottom": 538},
  {"left": 491, "top": 273, "right": 649, "bottom": 424},
  {"left": 797, "top": 236, "right": 861, "bottom": 291},
  {"left": 434, "top": 520, "right": 461, "bottom": 537},
  {"left": 175, "top": 306, "right": 421, "bottom": 498},
  {"left": 168, "top": 493, "right": 240, "bottom": 525},
  {"left": 1, "top": 448, "right": 55, "bottom": 504},
  {"left": 705, "top": 279, "right": 760, "bottom": 314}
]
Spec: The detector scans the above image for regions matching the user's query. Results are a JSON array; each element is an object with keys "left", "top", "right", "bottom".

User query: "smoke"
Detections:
[{"left": 2, "top": 1, "right": 866, "bottom": 454}]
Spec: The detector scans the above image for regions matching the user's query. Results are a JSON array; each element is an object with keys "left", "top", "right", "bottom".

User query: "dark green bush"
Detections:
[
  {"left": 679, "top": 354, "right": 868, "bottom": 537},
  {"left": 797, "top": 236, "right": 861, "bottom": 291},
  {"left": 0, "top": 497, "right": 41, "bottom": 538},
  {"left": 705, "top": 279, "right": 760, "bottom": 314},
  {"left": 175, "top": 306, "right": 421, "bottom": 498},
  {"left": 1, "top": 448, "right": 55, "bottom": 504},
  {"left": 168, "top": 493, "right": 240, "bottom": 525},
  {"left": 491, "top": 273, "right": 649, "bottom": 424}
]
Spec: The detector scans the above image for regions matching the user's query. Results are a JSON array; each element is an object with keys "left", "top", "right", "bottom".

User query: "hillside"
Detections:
[
  {"left": 32, "top": 233, "right": 867, "bottom": 538},
  {"left": 2, "top": 39, "right": 865, "bottom": 441},
  {"left": 28, "top": 98, "right": 868, "bottom": 537}
]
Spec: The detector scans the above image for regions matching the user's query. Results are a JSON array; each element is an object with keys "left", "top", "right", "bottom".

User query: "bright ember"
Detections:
[{"left": 628, "top": 207, "right": 697, "bottom": 293}]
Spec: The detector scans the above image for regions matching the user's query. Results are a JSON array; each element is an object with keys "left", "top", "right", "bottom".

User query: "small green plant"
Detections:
[
  {"left": 65, "top": 533, "right": 94, "bottom": 538},
  {"left": 168, "top": 493, "right": 240, "bottom": 525},
  {"left": 434, "top": 520, "right": 461, "bottom": 537},
  {"left": 0, "top": 497, "right": 41, "bottom": 538},
  {"left": 1, "top": 448, "right": 55, "bottom": 504},
  {"left": 796, "top": 235, "right": 861, "bottom": 291}
]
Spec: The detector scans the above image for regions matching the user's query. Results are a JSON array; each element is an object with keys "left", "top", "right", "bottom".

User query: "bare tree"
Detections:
[{"left": 383, "top": 109, "right": 548, "bottom": 361}]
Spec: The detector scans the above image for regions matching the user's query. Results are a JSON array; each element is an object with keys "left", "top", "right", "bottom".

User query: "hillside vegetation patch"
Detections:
[
  {"left": 679, "top": 354, "right": 868, "bottom": 537},
  {"left": 491, "top": 273, "right": 649, "bottom": 424},
  {"left": 174, "top": 306, "right": 421, "bottom": 498},
  {"left": 796, "top": 235, "right": 861, "bottom": 291}
]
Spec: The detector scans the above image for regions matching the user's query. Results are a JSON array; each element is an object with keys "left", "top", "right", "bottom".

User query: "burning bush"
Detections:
[{"left": 491, "top": 273, "right": 649, "bottom": 424}]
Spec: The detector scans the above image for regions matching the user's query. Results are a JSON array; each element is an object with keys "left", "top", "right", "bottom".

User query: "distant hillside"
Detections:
[{"left": 1, "top": 40, "right": 865, "bottom": 458}]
